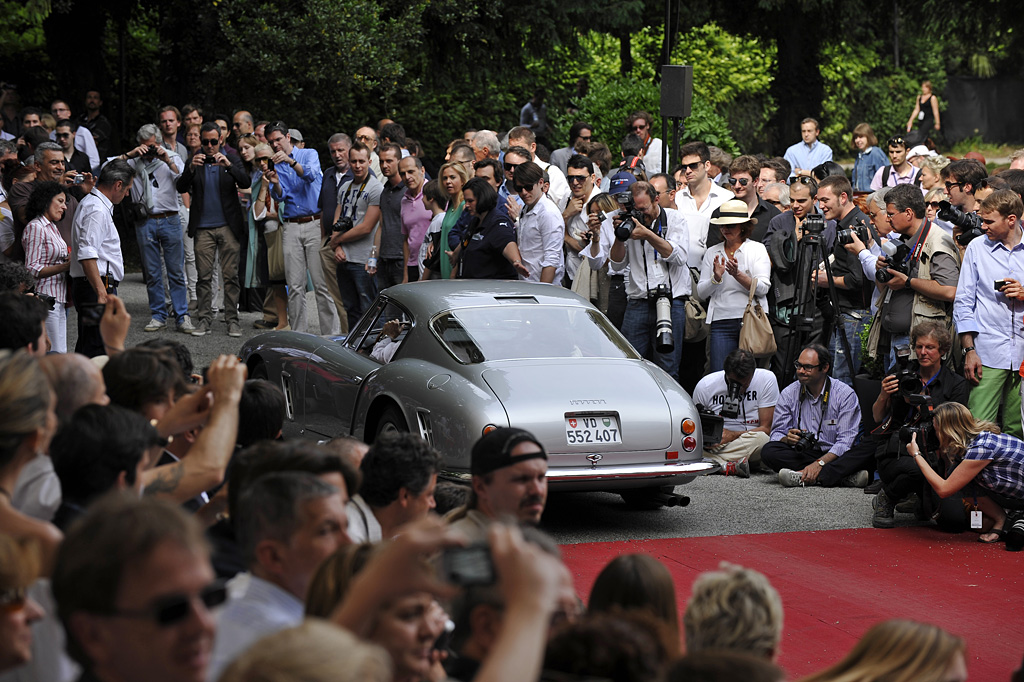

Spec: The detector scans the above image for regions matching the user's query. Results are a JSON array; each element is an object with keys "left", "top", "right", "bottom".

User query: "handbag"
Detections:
[
  {"left": 684, "top": 267, "right": 708, "bottom": 342},
  {"left": 739, "top": 277, "right": 777, "bottom": 358}
]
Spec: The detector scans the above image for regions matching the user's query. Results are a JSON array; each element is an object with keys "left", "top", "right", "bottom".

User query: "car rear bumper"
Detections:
[{"left": 546, "top": 459, "right": 720, "bottom": 491}]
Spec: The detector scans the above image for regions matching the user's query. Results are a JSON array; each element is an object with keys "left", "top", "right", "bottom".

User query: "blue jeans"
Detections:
[
  {"left": 139, "top": 215, "right": 188, "bottom": 321},
  {"left": 621, "top": 297, "right": 687, "bottom": 380},
  {"left": 336, "top": 261, "right": 379, "bottom": 330},
  {"left": 709, "top": 318, "right": 743, "bottom": 373},
  {"left": 830, "top": 310, "right": 869, "bottom": 387}
]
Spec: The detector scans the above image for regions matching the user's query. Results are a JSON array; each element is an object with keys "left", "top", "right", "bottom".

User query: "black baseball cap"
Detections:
[{"left": 470, "top": 427, "right": 547, "bottom": 476}]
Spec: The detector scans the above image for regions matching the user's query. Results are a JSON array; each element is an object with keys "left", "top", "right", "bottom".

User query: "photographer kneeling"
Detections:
[
  {"left": 607, "top": 180, "right": 691, "bottom": 380},
  {"left": 909, "top": 402, "right": 1024, "bottom": 548},
  {"left": 761, "top": 343, "right": 867, "bottom": 488},
  {"left": 692, "top": 348, "right": 779, "bottom": 477},
  {"left": 870, "top": 321, "right": 969, "bottom": 528}
]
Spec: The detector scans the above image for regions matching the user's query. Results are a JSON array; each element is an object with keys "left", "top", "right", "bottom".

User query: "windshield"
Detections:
[{"left": 430, "top": 305, "right": 640, "bottom": 364}]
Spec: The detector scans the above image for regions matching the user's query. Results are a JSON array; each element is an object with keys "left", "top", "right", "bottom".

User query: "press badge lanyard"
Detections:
[
  {"left": 641, "top": 210, "right": 674, "bottom": 297},
  {"left": 797, "top": 377, "right": 831, "bottom": 439}
]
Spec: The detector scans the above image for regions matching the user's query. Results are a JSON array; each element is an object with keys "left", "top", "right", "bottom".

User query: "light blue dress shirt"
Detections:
[
  {"left": 272, "top": 147, "right": 323, "bottom": 220},
  {"left": 784, "top": 140, "right": 834, "bottom": 178},
  {"left": 769, "top": 378, "right": 860, "bottom": 457}
]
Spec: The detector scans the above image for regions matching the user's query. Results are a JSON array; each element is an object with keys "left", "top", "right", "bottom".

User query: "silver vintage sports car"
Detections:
[{"left": 238, "top": 280, "right": 714, "bottom": 507}]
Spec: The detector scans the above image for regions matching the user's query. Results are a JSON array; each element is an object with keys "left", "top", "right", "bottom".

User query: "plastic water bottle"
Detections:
[{"left": 367, "top": 245, "right": 378, "bottom": 270}]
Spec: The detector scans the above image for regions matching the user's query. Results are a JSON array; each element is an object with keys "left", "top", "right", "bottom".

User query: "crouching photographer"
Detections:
[
  {"left": 869, "top": 321, "right": 969, "bottom": 528},
  {"left": 607, "top": 180, "right": 691, "bottom": 380},
  {"left": 761, "top": 343, "right": 869, "bottom": 488},
  {"left": 692, "top": 348, "right": 780, "bottom": 477}
]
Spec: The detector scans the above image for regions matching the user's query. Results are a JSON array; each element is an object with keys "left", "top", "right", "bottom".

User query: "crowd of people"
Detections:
[{"left": 1, "top": 86, "right": 1024, "bottom": 680}]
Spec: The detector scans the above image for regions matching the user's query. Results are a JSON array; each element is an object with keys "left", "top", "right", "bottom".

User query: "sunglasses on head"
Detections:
[
  {"left": 105, "top": 581, "right": 228, "bottom": 628},
  {"left": 887, "top": 136, "right": 906, "bottom": 147},
  {"left": 789, "top": 176, "right": 818, "bottom": 189},
  {"left": 727, "top": 177, "right": 750, "bottom": 187}
]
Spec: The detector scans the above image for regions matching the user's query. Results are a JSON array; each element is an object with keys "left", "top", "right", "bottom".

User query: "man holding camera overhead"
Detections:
[
  {"left": 865, "top": 185, "right": 959, "bottom": 368},
  {"left": 954, "top": 189, "right": 1024, "bottom": 439},
  {"left": 693, "top": 348, "right": 779, "bottom": 477},
  {"left": 761, "top": 343, "right": 866, "bottom": 488},
  {"left": 123, "top": 123, "right": 190, "bottom": 334},
  {"left": 592, "top": 175, "right": 690, "bottom": 380}
]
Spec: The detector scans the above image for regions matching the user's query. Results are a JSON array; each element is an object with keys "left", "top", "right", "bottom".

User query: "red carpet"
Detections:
[{"left": 561, "top": 527, "right": 1024, "bottom": 679}]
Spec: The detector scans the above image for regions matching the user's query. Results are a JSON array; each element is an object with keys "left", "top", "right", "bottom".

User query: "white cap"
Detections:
[{"left": 906, "top": 144, "right": 935, "bottom": 160}]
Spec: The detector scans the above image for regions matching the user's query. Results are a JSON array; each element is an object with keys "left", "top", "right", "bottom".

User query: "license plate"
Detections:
[{"left": 565, "top": 416, "right": 621, "bottom": 445}]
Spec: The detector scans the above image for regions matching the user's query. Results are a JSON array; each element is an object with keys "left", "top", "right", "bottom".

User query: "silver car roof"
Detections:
[{"left": 379, "top": 280, "right": 593, "bottom": 316}]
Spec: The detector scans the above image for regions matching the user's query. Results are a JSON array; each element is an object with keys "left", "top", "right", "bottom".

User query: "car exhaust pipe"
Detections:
[{"left": 653, "top": 492, "right": 690, "bottom": 507}]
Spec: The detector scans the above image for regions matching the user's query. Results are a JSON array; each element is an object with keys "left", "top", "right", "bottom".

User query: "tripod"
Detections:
[{"left": 781, "top": 216, "right": 855, "bottom": 385}]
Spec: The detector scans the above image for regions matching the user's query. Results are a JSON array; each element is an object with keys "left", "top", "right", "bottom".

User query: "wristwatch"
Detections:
[
  {"left": 905, "top": 276, "right": 913, "bottom": 289},
  {"left": 817, "top": 459, "right": 826, "bottom": 467},
  {"left": 962, "top": 346, "right": 976, "bottom": 357}
]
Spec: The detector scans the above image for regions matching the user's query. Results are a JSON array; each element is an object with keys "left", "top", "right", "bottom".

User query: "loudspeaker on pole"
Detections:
[{"left": 660, "top": 65, "right": 693, "bottom": 119}]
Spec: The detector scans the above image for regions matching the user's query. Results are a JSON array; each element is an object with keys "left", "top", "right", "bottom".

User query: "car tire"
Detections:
[
  {"left": 620, "top": 485, "right": 675, "bottom": 510},
  {"left": 375, "top": 405, "right": 407, "bottom": 439}
]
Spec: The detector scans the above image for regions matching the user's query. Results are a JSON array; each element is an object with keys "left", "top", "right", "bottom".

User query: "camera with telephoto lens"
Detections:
[
  {"left": 650, "top": 283, "right": 674, "bottom": 354},
  {"left": 613, "top": 192, "right": 647, "bottom": 241},
  {"left": 891, "top": 344, "right": 922, "bottom": 398},
  {"left": 331, "top": 216, "right": 354, "bottom": 234},
  {"left": 875, "top": 239, "right": 912, "bottom": 283},
  {"left": 792, "top": 429, "right": 820, "bottom": 455},
  {"left": 838, "top": 219, "right": 870, "bottom": 246},
  {"left": 720, "top": 379, "right": 743, "bottom": 419},
  {"left": 936, "top": 200, "right": 984, "bottom": 246}
]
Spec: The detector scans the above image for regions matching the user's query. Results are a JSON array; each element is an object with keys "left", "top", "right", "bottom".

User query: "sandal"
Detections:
[{"left": 978, "top": 529, "right": 1006, "bottom": 544}]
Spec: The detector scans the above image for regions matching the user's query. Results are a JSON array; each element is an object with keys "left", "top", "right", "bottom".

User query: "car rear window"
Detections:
[{"left": 430, "top": 305, "right": 639, "bottom": 364}]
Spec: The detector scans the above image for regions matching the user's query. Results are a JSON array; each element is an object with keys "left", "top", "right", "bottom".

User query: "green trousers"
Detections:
[{"left": 968, "top": 367, "right": 1023, "bottom": 438}]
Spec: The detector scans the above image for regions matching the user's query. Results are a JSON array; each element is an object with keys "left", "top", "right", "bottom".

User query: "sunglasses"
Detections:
[
  {"left": 566, "top": 174, "right": 589, "bottom": 184},
  {"left": 944, "top": 181, "right": 963, "bottom": 191},
  {"left": 105, "top": 581, "right": 228, "bottom": 627},
  {"left": 727, "top": 177, "right": 750, "bottom": 187},
  {"left": 200, "top": 139, "right": 219, "bottom": 147},
  {"left": 789, "top": 176, "right": 818, "bottom": 190},
  {"left": 503, "top": 162, "right": 522, "bottom": 172},
  {"left": 793, "top": 361, "right": 822, "bottom": 371},
  {"left": 578, "top": 135, "right": 592, "bottom": 142},
  {"left": 631, "top": 124, "right": 648, "bottom": 131},
  {"left": 926, "top": 201, "right": 943, "bottom": 208},
  {"left": 514, "top": 181, "right": 539, "bottom": 193},
  {"left": 0, "top": 587, "right": 26, "bottom": 614},
  {"left": 679, "top": 161, "right": 702, "bottom": 172},
  {"left": 887, "top": 136, "right": 906, "bottom": 146}
]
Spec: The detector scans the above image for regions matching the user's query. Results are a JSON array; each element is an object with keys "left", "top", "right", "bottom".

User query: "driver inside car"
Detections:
[{"left": 371, "top": 319, "right": 406, "bottom": 363}]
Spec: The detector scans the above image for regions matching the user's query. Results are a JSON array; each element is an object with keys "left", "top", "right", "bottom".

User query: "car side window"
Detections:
[{"left": 358, "top": 302, "right": 411, "bottom": 359}]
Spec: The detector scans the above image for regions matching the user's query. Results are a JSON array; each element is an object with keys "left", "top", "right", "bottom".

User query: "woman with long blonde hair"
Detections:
[
  {"left": 800, "top": 619, "right": 966, "bottom": 682},
  {"left": 436, "top": 160, "right": 470, "bottom": 279},
  {"left": 908, "top": 401, "right": 1024, "bottom": 544}
]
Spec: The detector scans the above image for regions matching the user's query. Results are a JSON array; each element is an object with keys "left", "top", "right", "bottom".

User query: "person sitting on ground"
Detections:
[
  {"left": 49, "top": 404, "right": 165, "bottom": 530},
  {"left": 588, "top": 553, "right": 680, "bottom": 657},
  {"left": 909, "top": 402, "right": 1024, "bottom": 547},
  {"left": 870, "top": 321, "right": 969, "bottom": 529},
  {"left": 760, "top": 343, "right": 868, "bottom": 488},
  {"left": 347, "top": 432, "right": 442, "bottom": 543},
  {"left": 683, "top": 562, "right": 783, "bottom": 661},
  {"left": 208, "top": 471, "right": 352, "bottom": 681},
  {"left": 799, "top": 619, "right": 966, "bottom": 682},
  {"left": 446, "top": 427, "right": 548, "bottom": 541},
  {"left": 692, "top": 348, "right": 779, "bottom": 477},
  {"left": 0, "top": 533, "right": 45, "bottom": 674}
]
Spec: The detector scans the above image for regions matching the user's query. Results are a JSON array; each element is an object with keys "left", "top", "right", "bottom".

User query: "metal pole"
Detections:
[{"left": 893, "top": 0, "right": 900, "bottom": 69}]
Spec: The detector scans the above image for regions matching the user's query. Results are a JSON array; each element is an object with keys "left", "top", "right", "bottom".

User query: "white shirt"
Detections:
[
  {"left": 208, "top": 576, "right": 304, "bottom": 682},
  {"left": 696, "top": 240, "right": 771, "bottom": 322},
  {"left": 608, "top": 207, "right": 691, "bottom": 299},
  {"left": 677, "top": 208, "right": 709, "bottom": 268},
  {"left": 70, "top": 190, "right": 124, "bottom": 282},
  {"left": 564, "top": 185, "right": 602, "bottom": 281},
  {"left": 643, "top": 137, "right": 665, "bottom": 174},
  {"left": 692, "top": 369, "right": 780, "bottom": 432},
  {"left": 677, "top": 182, "right": 733, "bottom": 219},
  {"left": 517, "top": 195, "right": 565, "bottom": 284},
  {"left": 535, "top": 158, "right": 570, "bottom": 210},
  {"left": 346, "top": 494, "right": 384, "bottom": 543}
]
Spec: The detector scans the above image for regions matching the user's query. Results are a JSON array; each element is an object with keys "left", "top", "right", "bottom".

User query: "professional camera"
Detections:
[
  {"left": 891, "top": 344, "right": 922, "bottom": 397},
  {"left": 696, "top": 404, "right": 724, "bottom": 447},
  {"left": 792, "top": 429, "right": 820, "bottom": 455},
  {"left": 720, "top": 378, "right": 744, "bottom": 419},
  {"left": 650, "top": 283, "right": 674, "bottom": 354},
  {"left": 612, "top": 192, "right": 646, "bottom": 241},
  {"left": 937, "top": 200, "right": 984, "bottom": 246},
  {"left": 875, "top": 239, "right": 912, "bottom": 283},
  {"left": 838, "top": 219, "right": 870, "bottom": 246},
  {"left": 803, "top": 212, "right": 826, "bottom": 236},
  {"left": 332, "top": 216, "right": 354, "bottom": 233},
  {"left": 898, "top": 419, "right": 939, "bottom": 453}
]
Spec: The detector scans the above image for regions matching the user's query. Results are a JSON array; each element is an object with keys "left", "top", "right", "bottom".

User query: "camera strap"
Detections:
[
  {"left": 907, "top": 220, "right": 932, "bottom": 266},
  {"left": 339, "top": 178, "right": 369, "bottom": 220},
  {"left": 641, "top": 209, "right": 674, "bottom": 297},
  {"left": 797, "top": 377, "right": 831, "bottom": 439}
]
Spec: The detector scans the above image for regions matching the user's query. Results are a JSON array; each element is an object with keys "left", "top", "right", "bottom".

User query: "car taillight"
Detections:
[
  {"left": 681, "top": 419, "right": 696, "bottom": 435},
  {"left": 482, "top": 424, "right": 498, "bottom": 435},
  {"left": 682, "top": 436, "right": 697, "bottom": 452}
]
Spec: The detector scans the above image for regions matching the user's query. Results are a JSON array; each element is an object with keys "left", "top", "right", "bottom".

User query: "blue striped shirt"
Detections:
[
  {"left": 964, "top": 431, "right": 1024, "bottom": 500},
  {"left": 769, "top": 378, "right": 861, "bottom": 457}
]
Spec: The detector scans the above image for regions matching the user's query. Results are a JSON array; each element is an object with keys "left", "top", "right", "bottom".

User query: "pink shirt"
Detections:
[
  {"left": 23, "top": 216, "right": 69, "bottom": 302},
  {"left": 401, "top": 187, "right": 432, "bottom": 267}
]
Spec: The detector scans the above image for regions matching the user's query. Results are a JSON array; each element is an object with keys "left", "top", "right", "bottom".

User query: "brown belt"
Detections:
[
  {"left": 289, "top": 212, "right": 322, "bottom": 224},
  {"left": 149, "top": 210, "right": 178, "bottom": 220}
]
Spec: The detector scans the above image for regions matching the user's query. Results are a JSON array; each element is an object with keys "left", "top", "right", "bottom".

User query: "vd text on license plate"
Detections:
[{"left": 565, "top": 416, "right": 621, "bottom": 445}]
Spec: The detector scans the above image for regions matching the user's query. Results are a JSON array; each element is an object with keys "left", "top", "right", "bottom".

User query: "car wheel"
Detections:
[
  {"left": 620, "top": 485, "right": 676, "bottom": 510},
  {"left": 375, "top": 405, "right": 407, "bottom": 439},
  {"left": 249, "top": 362, "right": 268, "bottom": 381}
]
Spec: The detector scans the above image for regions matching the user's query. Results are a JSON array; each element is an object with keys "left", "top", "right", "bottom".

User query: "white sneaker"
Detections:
[
  {"left": 144, "top": 318, "right": 166, "bottom": 332},
  {"left": 778, "top": 468, "right": 804, "bottom": 487},
  {"left": 177, "top": 315, "right": 195, "bottom": 333}
]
